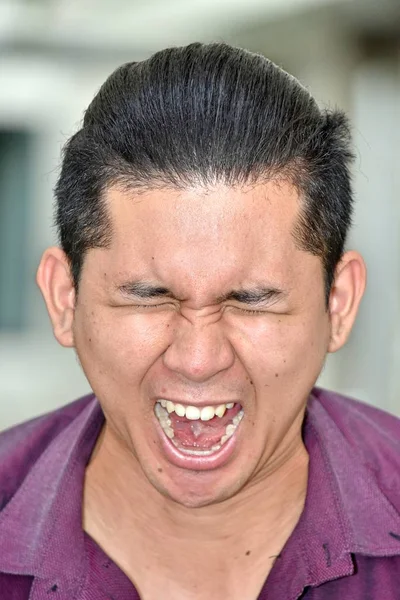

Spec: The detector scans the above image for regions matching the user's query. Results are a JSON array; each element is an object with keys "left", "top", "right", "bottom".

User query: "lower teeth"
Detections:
[{"left": 154, "top": 403, "right": 244, "bottom": 455}]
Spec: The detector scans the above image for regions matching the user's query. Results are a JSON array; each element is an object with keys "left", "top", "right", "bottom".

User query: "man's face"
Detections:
[{"left": 71, "top": 181, "right": 331, "bottom": 507}]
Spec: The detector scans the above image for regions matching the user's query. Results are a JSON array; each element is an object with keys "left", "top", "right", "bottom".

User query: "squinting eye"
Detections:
[
  {"left": 238, "top": 308, "right": 265, "bottom": 315},
  {"left": 224, "top": 305, "right": 266, "bottom": 316},
  {"left": 134, "top": 303, "right": 175, "bottom": 310}
]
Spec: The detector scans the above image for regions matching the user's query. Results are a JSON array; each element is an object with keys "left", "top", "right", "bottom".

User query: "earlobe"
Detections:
[
  {"left": 36, "top": 247, "right": 76, "bottom": 348},
  {"left": 328, "top": 251, "right": 367, "bottom": 353}
]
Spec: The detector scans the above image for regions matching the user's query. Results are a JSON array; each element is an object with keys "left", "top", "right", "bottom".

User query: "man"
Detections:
[{"left": 0, "top": 42, "right": 399, "bottom": 599}]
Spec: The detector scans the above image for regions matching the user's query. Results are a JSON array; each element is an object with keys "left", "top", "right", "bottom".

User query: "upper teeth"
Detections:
[{"left": 158, "top": 400, "right": 235, "bottom": 421}]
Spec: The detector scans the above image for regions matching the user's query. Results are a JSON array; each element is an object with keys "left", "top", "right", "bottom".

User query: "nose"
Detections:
[{"left": 163, "top": 316, "right": 235, "bottom": 383}]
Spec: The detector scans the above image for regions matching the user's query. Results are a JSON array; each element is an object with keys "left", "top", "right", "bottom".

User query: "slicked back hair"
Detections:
[{"left": 55, "top": 42, "right": 354, "bottom": 303}]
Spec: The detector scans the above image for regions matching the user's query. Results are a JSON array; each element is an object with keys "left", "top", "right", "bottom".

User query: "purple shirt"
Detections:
[{"left": 1, "top": 388, "right": 400, "bottom": 599}]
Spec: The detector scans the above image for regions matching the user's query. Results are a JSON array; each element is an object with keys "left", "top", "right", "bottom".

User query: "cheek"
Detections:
[
  {"left": 228, "top": 313, "right": 330, "bottom": 384},
  {"left": 73, "top": 306, "right": 173, "bottom": 384}
]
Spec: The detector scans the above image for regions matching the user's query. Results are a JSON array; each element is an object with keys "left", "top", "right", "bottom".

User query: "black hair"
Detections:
[{"left": 55, "top": 42, "right": 354, "bottom": 302}]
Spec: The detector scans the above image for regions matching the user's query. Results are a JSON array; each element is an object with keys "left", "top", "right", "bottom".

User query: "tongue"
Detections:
[{"left": 170, "top": 405, "right": 240, "bottom": 450}]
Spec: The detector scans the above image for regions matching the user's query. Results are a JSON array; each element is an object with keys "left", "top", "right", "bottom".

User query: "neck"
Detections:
[{"left": 83, "top": 424, "right": 308, "bottom": 590}]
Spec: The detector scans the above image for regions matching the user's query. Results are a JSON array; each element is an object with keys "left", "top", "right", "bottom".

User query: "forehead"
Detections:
[
  {"left": 108, "top": 181, "right": 299, "bottom": 242},
  {"left": 102, "top": 181, "right": 307, "bottom": 293}
]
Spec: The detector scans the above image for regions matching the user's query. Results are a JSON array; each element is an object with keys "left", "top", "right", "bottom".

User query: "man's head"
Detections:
[
  {"left": 37, "top": 43, "right": 365, "bottom": 507},
  {"left": 54, "top": 43, "right": 354, "bottom": 300}
]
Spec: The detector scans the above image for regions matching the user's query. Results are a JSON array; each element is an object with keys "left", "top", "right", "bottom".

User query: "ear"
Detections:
[
  {"left": 328, "top": 250, "right": 366, "bottom": 353},
  {"left": 36, "top": 247, "right": 76, "bottom": 348}
]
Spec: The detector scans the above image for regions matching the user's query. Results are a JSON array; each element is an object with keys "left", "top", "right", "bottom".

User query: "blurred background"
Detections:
[{"left": 0, "top": 0, "right": 399, "bottom": 430}]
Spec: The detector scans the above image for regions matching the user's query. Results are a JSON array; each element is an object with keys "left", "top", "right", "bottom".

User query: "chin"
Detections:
[{"left": 144, "top": 456, "right": 250, "bottom": 509}]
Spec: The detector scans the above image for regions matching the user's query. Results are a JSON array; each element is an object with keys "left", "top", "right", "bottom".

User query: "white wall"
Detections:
[{"left": 330, "top": 57, "right": 400, "bottom": 415}]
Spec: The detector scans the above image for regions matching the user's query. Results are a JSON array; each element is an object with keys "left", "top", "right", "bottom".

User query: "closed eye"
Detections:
[
  {"left": 227, "top": 303, "right": 288, "bottom": 316},
  {"left": 132, "top": 302, "right": 176, "bottom": 310},
  {"left": 235, "top": 307, "right": 266, "bottom": 315}
]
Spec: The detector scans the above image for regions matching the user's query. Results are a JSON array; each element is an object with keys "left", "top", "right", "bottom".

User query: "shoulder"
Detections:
[
  {"left": 310, "top": 387, "right": 400, "bottom": 502},
  {"left": 311, "top": 387, "right": 400, "bottom": 446},
  {"left": 0, "top": 394, "right": 95, "bottom": 512}
]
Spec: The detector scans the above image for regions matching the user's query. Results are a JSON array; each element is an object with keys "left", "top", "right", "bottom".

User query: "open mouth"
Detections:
[{"left": 154, "top": 400, "right": 244, "bottom": 457}]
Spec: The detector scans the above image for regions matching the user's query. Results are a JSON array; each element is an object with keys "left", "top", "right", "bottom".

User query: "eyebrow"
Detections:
[
  {"left": 117, "top": 281, "right": 174, "bottom": 299},
  {"left": 116, "top": 280, "right": 286, "bottom": 305},
  {"left": 217, "top": 287, "right": 286, "bottom": 305}
]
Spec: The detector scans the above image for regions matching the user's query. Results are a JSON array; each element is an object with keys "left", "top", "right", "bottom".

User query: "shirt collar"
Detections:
[
  {"left": 307, "top": 391, "right": 400, "bottom": 558},
  {"left": 0, "top": 396, "right": 103, "bottom": 594},
  {"left": 264, "top": 390, "right": 400, "bottom": 598},
  {"left": 0, "top": 390, "right": 399, "bottom": 596}
]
